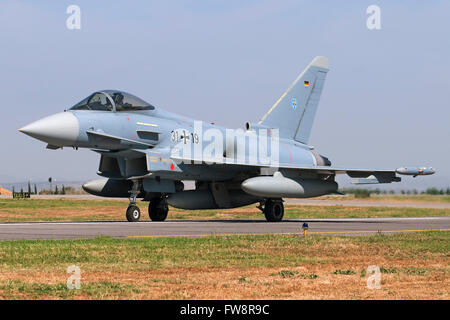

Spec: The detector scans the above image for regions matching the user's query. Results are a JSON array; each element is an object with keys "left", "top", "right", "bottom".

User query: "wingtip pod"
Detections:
[
  {"left": 310, "top": 56, "right": 330, "bottom": 69},
  {"left": 396, "top": 166, "right": 436, "bottom": 176}
]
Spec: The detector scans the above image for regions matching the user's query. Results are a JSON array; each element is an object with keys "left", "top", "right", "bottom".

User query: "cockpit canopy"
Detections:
[{"left": 70, "top": 91, "right": 155, "bottom": 112}]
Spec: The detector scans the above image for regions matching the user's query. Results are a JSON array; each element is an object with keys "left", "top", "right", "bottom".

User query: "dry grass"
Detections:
[
  {"left": 0, "top": 198, "right": 448, "bottom": 222},
  {"left": 0, "top": 232, "right": 448, "bottom": 299},
  {"left": 1, "top": 266, "right": 447, "bottom": 300}
]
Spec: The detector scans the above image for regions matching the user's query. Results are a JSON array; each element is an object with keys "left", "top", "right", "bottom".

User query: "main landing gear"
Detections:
[
  {"left": 148, "top": 196, "right": 169, "bottom": 222},
  {"left": 259, "top": 199, "right": 284, "bottom": 222}
]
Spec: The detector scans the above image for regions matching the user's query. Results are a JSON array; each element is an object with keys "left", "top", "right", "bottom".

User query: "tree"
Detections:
[
  {"left": 355, "top": 189, "right": 371, "bottom": 198},
  {"left": 55, "top": 185, "right": 59, "bottom": 195},
  {"left": 62, "top": 185, "right": 66, "bottom": 195},
  {"left": 426, "top": 188, "right": 439, "bottom": 195},
  {"left": 34, "top": 184, "right": 37, "bottom": 195}
]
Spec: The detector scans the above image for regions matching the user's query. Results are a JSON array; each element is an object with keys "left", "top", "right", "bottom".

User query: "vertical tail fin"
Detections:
[{"left": 259, "top": 56, "right": 329, "bottom": 144}]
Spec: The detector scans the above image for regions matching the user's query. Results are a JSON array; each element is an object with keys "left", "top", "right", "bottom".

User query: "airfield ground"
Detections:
[
  {"left": 0, "top": 195, "right": 448, "bottom": 299},
  {"left": 0, "top": 232, "right": 448, "bottom": 299},
  {"left": 0, "top": 195, "right": 449, "bottom": 222}
]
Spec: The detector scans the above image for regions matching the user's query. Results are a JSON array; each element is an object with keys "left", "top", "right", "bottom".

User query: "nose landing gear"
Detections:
[
  {"left": 126, "top": 204, "right": 141, "bottom": 222},
  {"left": 126, "top": 180, "right": 142, "bottom": 222}
]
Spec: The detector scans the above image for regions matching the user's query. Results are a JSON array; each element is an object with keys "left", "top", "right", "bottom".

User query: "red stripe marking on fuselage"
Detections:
[{"left": 281, "top": 143, "right": 293, "bottom": 164}]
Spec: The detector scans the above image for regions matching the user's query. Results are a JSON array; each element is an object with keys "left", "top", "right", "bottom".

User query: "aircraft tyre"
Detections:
[
  {"left": 126, "top": 205, "right": 141, "bottom": 222},
  {"left": 264, "top": 199, "right": 284, "bottom": 222},
  {"left": 149, "top": 197, "right": 169, "bottom": 221}
]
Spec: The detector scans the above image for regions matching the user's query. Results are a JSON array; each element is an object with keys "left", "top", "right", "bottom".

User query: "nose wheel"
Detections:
[
  {"left": 126, "top": 179, "right": 142, "bottom": 222},
  {"left": 126, "top": 205, "right": 141, "bottom": 222}
]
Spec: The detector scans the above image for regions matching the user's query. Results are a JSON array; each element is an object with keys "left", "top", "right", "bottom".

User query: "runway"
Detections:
[{"left": 0, "top": 217, "right": 448, "bottom": 240}]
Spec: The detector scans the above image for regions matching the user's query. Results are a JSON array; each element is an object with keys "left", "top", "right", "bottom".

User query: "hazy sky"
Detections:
[{"left": 0, "top": 1, "right": 448, "bottom": 189}]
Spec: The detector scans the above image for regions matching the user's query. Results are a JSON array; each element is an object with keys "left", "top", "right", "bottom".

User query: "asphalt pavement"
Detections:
[{"left": 0, "top": 217, "right": 448, "bottom": 240}]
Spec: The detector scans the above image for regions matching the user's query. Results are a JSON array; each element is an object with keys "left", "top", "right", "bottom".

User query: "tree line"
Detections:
[
  {"left": 341, "top": 187, "right": 450, "bottom": 198},
  {"left": 11, "top": 182, "right": 83, "bottom": 196}
]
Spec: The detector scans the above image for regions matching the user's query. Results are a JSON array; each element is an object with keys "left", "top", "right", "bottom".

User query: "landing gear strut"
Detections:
[
  {"left": 126, "top": 180, "right": 141, "bottom": 222},
  {"left": 262, "top": 199, "right": 284, "bottom": 222},
  {"left": 148, "top": 196, "right": 169, "bottom": 221}
]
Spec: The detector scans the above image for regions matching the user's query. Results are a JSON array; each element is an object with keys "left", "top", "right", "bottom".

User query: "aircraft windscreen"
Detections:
[
  {"left": 106, "top": 91, "right": 155, "bottom": 112},
  {"left": 70, "top": 91, "right": 154, "bottom": 112},
  {"left": 70, "top": 92, "right": 113, "bottom": 111}
]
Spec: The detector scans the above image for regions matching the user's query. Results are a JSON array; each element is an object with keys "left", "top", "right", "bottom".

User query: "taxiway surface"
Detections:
[{"left": 0, "top": 217, "right": 448, "bottom": 240}]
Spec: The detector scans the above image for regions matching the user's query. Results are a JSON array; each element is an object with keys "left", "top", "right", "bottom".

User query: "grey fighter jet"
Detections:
[{"left": 19, "top": 56, "right": 435, "bottom": 222}]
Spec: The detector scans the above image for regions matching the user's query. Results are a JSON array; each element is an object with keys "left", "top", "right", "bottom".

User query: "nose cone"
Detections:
[{"left": 19, "top": 112, "right": 79, "bottom": 146}]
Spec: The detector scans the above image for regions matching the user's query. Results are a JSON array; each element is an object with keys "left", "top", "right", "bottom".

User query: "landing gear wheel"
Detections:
[
  {"left": 126, "top": 179, "right": 142, "bottom": 222},
  {"left": 126, "top": 205, "right": 141, "bottom": 222},
  {"left": 264, "top": 199, "right": 284, "bottom": 222},
  {"left": 148, "top": 198, "right": 169, "bottom": 222}
]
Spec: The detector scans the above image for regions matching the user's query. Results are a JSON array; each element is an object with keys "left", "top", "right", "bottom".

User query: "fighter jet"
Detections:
[{"left": 19, "top": 56, "right": 435, "bottom": 222}]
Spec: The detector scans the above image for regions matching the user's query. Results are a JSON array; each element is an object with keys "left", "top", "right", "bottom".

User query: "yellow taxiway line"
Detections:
[{"left": 126, "top": 228, "right": 450, "bottom": 239}]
